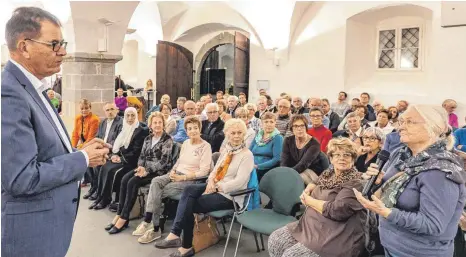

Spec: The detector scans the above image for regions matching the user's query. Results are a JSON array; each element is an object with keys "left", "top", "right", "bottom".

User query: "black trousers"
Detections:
[
  {"left": 117, "top": 172, "right": 158, "bottom": 220},
  {"left": 171, "top": 184, "right": 234, "bottom": 249},
  {"left": 454, "top": 227, "right": 466, "bottom": 257},
  {"left": 96, "top": 162, "right": 133, "bottom": 204}
]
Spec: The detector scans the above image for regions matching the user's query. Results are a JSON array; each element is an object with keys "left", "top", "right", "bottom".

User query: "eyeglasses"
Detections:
[
  {"left": 362, "top": 136, "right": 379, "bottom": 142},
  {"left": 398, "top": 118, "right": 424, "bottom": 127},
  {"left": 309, "top": 115, "right": 322, "bottom": 118},
  {"left": 207, "top": 111, "right": 218, "bottom": 114},
  {"left": 292, "top": 124, "right": 306, "bottom": 130},
  {"left": 25, "top": 38, "right": 67, "bottom": 52},
  {"left": 331, "top": 153, "right": 353, "bottom": 159}
]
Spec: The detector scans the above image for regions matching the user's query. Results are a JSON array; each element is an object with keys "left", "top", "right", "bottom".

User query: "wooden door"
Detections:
[
  {"left": 156, "top": 41, "right": 193, "bottom": 107},
  {"left": 233, "top": 32, "right": 250, "bottom": 100}
]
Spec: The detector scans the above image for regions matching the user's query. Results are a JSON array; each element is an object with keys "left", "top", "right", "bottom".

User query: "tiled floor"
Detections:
[{"left": 66, "top": 188, "right": 270, "bottom": 257}]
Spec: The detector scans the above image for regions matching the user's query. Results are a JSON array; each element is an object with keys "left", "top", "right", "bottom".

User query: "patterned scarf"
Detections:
[
  {"left": 214, "top": 142, "right": 246, "bottom": 183},
  {"left": 380, "top": 140, "right": 465, "bottom": 208},
  {"left": 254, "top": 128, "right": 280, "bottom": 146},
  {"left": 316, "top": 167, "right": 362, "bottom": 190}
]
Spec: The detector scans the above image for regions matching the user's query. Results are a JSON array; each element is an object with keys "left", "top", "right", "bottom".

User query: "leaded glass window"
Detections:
[{"left": 377, "top": 26, "right": 421, "bottom": 70}]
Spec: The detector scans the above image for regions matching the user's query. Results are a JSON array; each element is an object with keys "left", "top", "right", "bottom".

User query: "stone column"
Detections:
[{"left": 61, "top": 52, "right": 122, "bottom": 131}]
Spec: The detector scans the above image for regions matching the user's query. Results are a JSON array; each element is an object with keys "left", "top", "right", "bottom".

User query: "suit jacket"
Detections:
[
  {"left": 201, "top": 118, "right": 225, "bottom": 153},
  {"left": 71, "top": 113, "right": 100, "bottom": 149},
  {"left": 114, "top": 124, "right": 149, "bottom": 167},
  {"left": 96, "top": 116, "right": 123, "bottom": 147},
  {"left": 1, "top": 61, "right": 87, "bottom": 257}
]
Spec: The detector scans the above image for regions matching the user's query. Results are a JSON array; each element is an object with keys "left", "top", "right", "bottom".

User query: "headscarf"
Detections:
[{"left": 112, "top": 107, "right": 140, "bottom": 153}]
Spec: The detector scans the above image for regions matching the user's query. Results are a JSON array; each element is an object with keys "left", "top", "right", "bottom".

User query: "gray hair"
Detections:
[
  {"left": 228, "top": 95, "right": 239, "bottom": 102},
  {"left": 244, "top": 103, "right": 257, "bottom": 112},
  {"left": 6, "top": 7, "right": 61, "bottom": 51},
  {"left": 346, "top": 112, "right": 360, "bottom": 120},
  {"left": 205, "top": 103, "right": 219, "bottom": 111},
  {"left": 224, "top": 118, "right": 247, "bottom": 140},
  {"left": 177, "top": 97, "right": 187, "bottom": 102},
  {"left": 362, "top": 127, "right": 386, "bottom": 144}
]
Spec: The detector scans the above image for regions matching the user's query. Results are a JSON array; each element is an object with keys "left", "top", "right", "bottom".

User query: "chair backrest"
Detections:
[
  {"left": 170, "top": 142, "right": 182, "bottom": 168},
  {"left": 259, "top": 167, "right": 304, "bottom": 215}
]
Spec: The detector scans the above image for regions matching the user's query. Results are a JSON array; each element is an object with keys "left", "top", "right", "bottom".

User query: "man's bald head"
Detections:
[
  {"left": 309, "top": 98, "right": 322, "bottom": 108},
  {"left": 184, "top": 100, "right": 196, "bottom": 116}
]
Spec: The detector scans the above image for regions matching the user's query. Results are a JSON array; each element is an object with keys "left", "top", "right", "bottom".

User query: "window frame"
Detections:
[{"left": 375, "top": 23, "right": 424, "bottom": 71}]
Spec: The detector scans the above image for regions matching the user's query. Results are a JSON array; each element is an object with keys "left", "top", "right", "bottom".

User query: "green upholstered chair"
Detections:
[{"left": 227, "top": 167, "right": 304, "bottom": 257}]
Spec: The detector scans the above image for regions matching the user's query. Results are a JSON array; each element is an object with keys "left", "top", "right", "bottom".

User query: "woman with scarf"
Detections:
[
  {"left": 269, "top": 137, "right": 366, "bottom": 257},
  {"left": 354, "top": 105, "right": 466, "bottom": 257},
  {"left": 155, "top": 119, "right": 254, "bottom": 257},
  {"left": 105, "top": 112, "right": 174, "bottom": 234},
  {"left": 249, "top": 112, "right": 284, "bottom": 182},
  {"left": 90, "top": 107, "right": 149, "bottom": 210}
]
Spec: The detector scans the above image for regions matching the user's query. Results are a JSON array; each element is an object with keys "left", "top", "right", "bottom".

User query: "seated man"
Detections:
[
  {"left": 275, "top": 99, "right": 293, "bottom": 137},
  {"left": 173, "top": 101, "right": 196, "bottom": 144},
  {"left": 201, "top": 103, "right": 225, "bottom": 153}
]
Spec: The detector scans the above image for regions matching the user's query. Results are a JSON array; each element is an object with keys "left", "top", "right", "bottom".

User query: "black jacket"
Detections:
[
  {"left": 137, "top": 132, "right": 174, "bottom": 176},
  {"left": 326, "top": 111, "right": 341, "bottom": 133},
  {"left": 96, "top": 116, "right": 123, "bottom": 146},
  {"left": 201, "top": 118, "right": 225, "bottom": 152},
  {"left": 115, "top": 124, "right": 149, "bottom": 167}
]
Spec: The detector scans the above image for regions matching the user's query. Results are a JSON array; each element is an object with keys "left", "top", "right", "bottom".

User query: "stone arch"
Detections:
[{"left": 193, "top": 31, "right": 238, "bottom": 99}]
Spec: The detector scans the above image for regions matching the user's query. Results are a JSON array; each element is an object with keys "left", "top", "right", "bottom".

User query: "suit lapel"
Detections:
[{"left": 6, "top": 62, "right": 70, "bottom": 151}]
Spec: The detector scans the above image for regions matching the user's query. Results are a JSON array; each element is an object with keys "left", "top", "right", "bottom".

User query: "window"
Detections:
[{"left": 377, "top": 26, "right": 421, "bottom": 70}]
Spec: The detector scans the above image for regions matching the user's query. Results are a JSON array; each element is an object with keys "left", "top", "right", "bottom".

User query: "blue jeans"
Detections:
[{"left": 170, "top": 183, "right": 235, "bottom": 249}]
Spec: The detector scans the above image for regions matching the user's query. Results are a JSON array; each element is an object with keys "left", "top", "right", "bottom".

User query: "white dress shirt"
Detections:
[
  {"left": 10, "top": 60, "right": 89, "bottom": 165},
  {"left": 103, "top": 119, "right": 114, "bottom": 143}
]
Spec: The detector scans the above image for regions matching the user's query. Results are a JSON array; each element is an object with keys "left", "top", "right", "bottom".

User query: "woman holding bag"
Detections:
[{"left": 155, "top": 119, "right": 254, "bottom": 257}]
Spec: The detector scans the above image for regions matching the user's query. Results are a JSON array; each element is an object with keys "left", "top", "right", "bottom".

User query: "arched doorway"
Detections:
[{"left": 194, "top": 32, "right": 250, "bottom": 100}]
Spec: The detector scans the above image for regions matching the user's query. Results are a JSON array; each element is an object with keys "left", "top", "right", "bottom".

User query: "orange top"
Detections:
[{"left": 71, "top": 113, "right": 100, "bottom": 149}]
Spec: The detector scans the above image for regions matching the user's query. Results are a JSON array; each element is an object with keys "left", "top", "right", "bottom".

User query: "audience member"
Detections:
[
  {"left": 105, "top": 112, "right": 174, "bottom": 234},
  {"left": 204, "top": 94, "right": 213, "bottom": 104},
  {"left": 216, "top": 90, "right": 224, "bottom": 100},
  {"left": 245, "top": 103, "right": 261, "bottom": 134},
  {"left": 115, "top": 88, "right": 128, "bottom": 116},
  {"left": 201, "top": 103, "right": 225, "bottom": 152},
  {"left": 354, "top": 105, "right": 466, "bottom": 257},
  {"left": 454, "top": 127, "right": 466, "bottom": 152},
  {"left": 360, "top": 92, "right": 376, "bottom": 121},
  {"left": 160, "top": 103, "right": 176, "bottom": 136},
  {"left": 322, "top": 98, "right": 341, "bottom": 133},
  {"left": 369, "top": 109, "right": 395, "bottom": 135},
  {"left": 255, "top": 96, "right": 269, "bottom": 118},
  {"left": 134, "top": 115, "right": 212, "bottom": 243},
  {"left": 269, "top": 137, "right": 365, "bottom": 257},
  {"left": 306, "top": 98, "right": 330, "bottom": 128},
  {"left": 396, "top": 100, "right": 409, "bottom": 114},
  {"left": 333, "top": 112, "right": 364, "bottom": 148},
  {"left": 265, "top": 94, "right": 277, "bottom": 113},
  {"left": 276, "top": 98, "right": 293, "bottom": 137},
  {"left": 173, "top": 101, "right": 196, "bottom": 143},
  {"left": 238, "top": 92, "right": 247, "bottom": 107},
  {"left": 227, "top": 95, "right": 239, "bottom": 117},
  {"left": 216, "top": 99, "right": 232, "bottom": 122},
  {"left": 292, "top": 96, "right": 308, "bottom": 114},
  {"left": 443, "top": 99, "right": 459, "bottom": 128},
  {"left": 233, "top": 107, "right": 256, "bottom": 148},
  {"left": 343, "top": 98, "right": 361, "bottom": 117},
  {"left": 71, "top": 98, "right": 100, "bottom": 149},
  {"left": 195, "top": 101, "right": 207, "bottom": 121},
  {"left": 83, "top": 103, "right": 123, "bottom": 200},
  {"left": 90, "top": 107, "right": 148, "bottom": 210},
  {"left": 145, "top": 94, "right": 171, "bottom": 121},
  {"left": 259, "top": 88, "right": 267, "bottom": 96},
  {"left": 388, "top": 106, "right": 400, "bottom": 129},
  {"left": 331, "top": 91, "right": 351, "bottom": 118},
  {"left": 307, "top": 107, "right": 332, "bottom": 153},
  {"left": 338, "top": 104, "right": 368, "bottom": 130},
  {"left": 46, "top": 89, "right": 60, "bottom": 109},
  {"left": 250, "top": 112, "right": 284, "bottom": 181},
  {"left": 155, "top": 119, "right": 254, "bottom": 257},
  {"left": 171, "top": 97, "right": 186, "bottom": 119},
  {"left": 281, "top": 114, "right": 323, "bottom": 185},
  {"left": 372, "top": 100, "right": 384, "bottom": 114},
  {"left": 355, "top": 127, "right": 385, "bottom": 173}
]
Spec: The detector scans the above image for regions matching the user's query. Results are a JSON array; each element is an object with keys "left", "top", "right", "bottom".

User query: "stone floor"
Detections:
[{"left": 66, "top": 188, "right": 270, "bottom": 257}]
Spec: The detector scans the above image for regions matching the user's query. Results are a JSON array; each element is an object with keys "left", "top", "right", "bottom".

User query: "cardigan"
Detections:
[
  {"left": 280, "top": 136, "right": 321, "bottom": 173},
  {"left": 71, "top": 113, "right": 100, "bottom": 149},
  {"left": 137, "top": 132, "right": 174, "bottom": 176},
  {"left": 249, "top": 133, "right": 284, "bottom": 171}
]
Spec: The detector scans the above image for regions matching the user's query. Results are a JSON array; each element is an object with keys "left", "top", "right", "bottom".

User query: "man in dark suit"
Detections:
[
  {"left": 201, "top": 103, "right": 225, "bottom": 152},
  {"left": 83, "top": 102, "right": 123, "bottom": 200},
  {"left": 1, "top": 7, "right": 109, "bottom": 257}
]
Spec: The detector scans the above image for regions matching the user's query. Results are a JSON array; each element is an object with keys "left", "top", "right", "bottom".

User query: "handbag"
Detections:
[{"left": 192, "top": 214, "right": 220, "bottom": 253}]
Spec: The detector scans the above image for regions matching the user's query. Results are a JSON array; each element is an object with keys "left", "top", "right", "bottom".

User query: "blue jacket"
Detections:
[
  {"left": 173, "top": 119, "right": 188, "bottom": 143},
  {"left": 249, "top": 135, "right": 284, "bottom": 171},
  {"left": 454, "top": 128, "right": 466, "bottom": 152},
  {"left": 383, "top": 131, "right": 403, "bottom": 153},
  {"left": 247, "top": 169, "right": 260, "bottom": 211}
]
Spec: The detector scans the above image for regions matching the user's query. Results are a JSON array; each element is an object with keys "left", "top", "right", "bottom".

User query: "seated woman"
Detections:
[
  {"left": 145, "top": 94, "right": 170, "bottom": 121},
  {"left": 216, "top": 99, "right": 232, "bottom": 122},
  {"left": 249, "top": 112, "right": 284, "bottom": 182},
  {"left": 159, "top": 103, "right": 177, "bottom": 136},
  {"left": 269, "top": 137, "right": 366, "bottom": 257},
  {"left": 369, "top": 109, "right": 395, "bottom": 135},
  {"left": 338, "top": 105, "right": 369, "bottom": 130},
  {"left": 133, "top": 116, "right": 212, "bottom": 244},
  {"left": 104, "top": 112, "right": 174, "bottom": 234},
  {"left": 155, "top": 119, "right": 254, "bottom": 257},
  {"left": 71, "top": 98, "right": 100, "bottom": 149},
  {"left": 354, "top": 105, "right": 466, "bottom": 257},
  {"left": 218, "top": 107, "right": 256, "bottom": 154},
  {"left": 245, "top": 103, "right": 261, "bottom": 134},
  {"left": 355, "top": 127, "right": 385, "bottom": 173},
  {"left": 281, "top": 114, "right": 324, "bottom": 185},
  {"left": 307, "top": 107, "right": 332, "bottom": 153},
  {"left": 388, "top": 106, "right": 399, "bottom": 129},
  {"left": 90, "top": 107, "right": 148, "bottom": 210}
]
